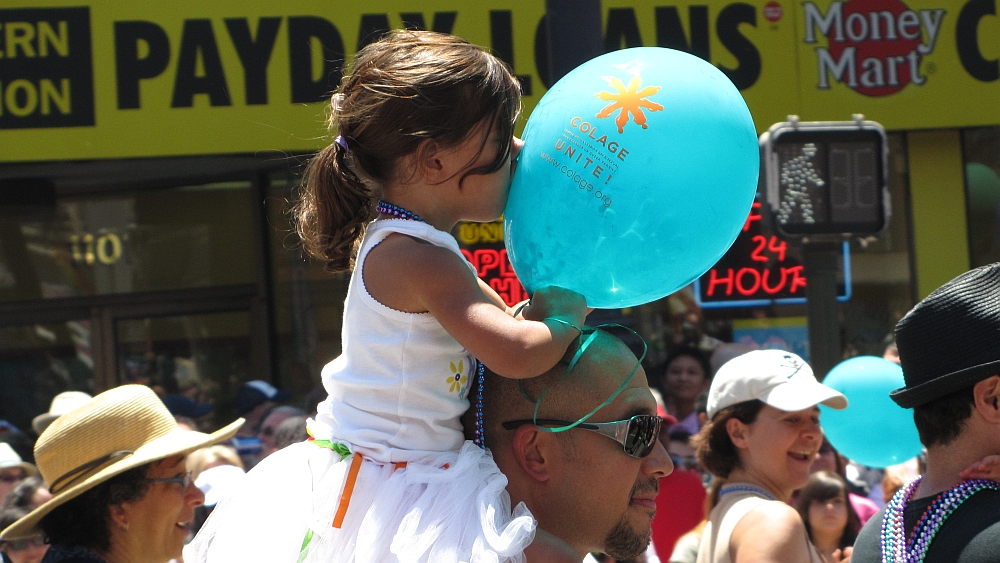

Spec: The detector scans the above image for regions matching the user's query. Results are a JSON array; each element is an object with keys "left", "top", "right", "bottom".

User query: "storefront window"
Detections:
[
  {"left": 267, "top": 170, "right": 348, "bottom": 407},
  {"left": 115, "top": 311, "right": 252, "bottom": 431},
  {"left": 961, "top": 127, "right": 1000, "bottom": 268},
  {"left": 0, "top": 321, "right": 93, "bottom": 435},
  {"left": 0, "top": 181, "right": 255, "bottom": 301}
]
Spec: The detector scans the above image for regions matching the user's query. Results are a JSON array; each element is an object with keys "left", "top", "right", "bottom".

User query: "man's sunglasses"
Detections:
[{"left": 502, "top": 415, "right": 663, "bottom": 458}]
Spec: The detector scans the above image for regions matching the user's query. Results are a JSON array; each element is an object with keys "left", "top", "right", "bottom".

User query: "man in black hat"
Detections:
[{"left": 852, "top": 263, "right": 1000, "bottom": 563}]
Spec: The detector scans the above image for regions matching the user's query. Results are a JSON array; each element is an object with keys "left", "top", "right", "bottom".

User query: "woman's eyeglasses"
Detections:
[
  {"left": 149, "top": 471, "right": 193, "bottom": 489},
  {"left": 502, "top": 415, "right": 662, "bottom": 458}
]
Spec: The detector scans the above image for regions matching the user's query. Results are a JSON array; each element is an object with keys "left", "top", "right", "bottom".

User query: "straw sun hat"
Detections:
[{"left": 0, "top": 385, "right": 243, "bottom": 540}]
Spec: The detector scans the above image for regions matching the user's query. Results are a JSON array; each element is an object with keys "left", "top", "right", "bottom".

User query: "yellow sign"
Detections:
[{"left": 1, "top": 0, "right": 998, "bottom": 163}]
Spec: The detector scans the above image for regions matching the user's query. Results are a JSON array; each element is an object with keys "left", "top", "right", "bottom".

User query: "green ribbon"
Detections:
[{"left": 520, "top": 322, "right": 648, "bottom": 433}]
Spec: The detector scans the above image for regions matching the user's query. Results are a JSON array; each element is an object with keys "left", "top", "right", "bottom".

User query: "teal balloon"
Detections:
[
  {"left": 504, "top": 47, "right": 758, "bottom": 308},
  {"left": 820, "top": 356, "right": 923, "bottom": 469}
]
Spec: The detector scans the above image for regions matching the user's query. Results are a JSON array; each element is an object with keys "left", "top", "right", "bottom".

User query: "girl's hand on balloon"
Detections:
[
  {"left": 520, "top": 286, "right": 588, "bottom": 328},
  {"left": 960, "top": 455, "right": 1000, "bottom": 481}
]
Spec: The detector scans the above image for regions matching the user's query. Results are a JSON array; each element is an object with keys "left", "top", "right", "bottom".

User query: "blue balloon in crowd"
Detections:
[
  {"left": 504, "top": 47, "right": 759, "bottom": 308},
  {"left": 820, "top": 356, "right": 923, "bottom": 469}
]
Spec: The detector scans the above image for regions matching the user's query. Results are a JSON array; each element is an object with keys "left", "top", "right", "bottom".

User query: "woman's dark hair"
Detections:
[
  {"left": 39, "top": 465, "right": 150, "bottom": 552},
  {"left": 294, "top": 29, "right": 522, "bottom": 272},
  {"left": 692, "top": 400, "right": 765, "bottom": 478},
  {"left": 2, "top": 476, "right": 46, "bottom": 510},
  {"left": 796, "top": 470, "right": 860, "bottom": 549},
  {"left": 0, "top": 507, "right": 31, "bottom": 536}
]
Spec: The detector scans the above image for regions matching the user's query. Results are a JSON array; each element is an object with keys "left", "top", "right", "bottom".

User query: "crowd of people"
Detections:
[{"left": 1, "top": 28, "right": 999, "bottom": 563}]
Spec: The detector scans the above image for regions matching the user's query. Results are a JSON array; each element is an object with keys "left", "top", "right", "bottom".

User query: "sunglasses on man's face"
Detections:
[{"left": 502, "top": 415, "right": 663, "bottom": 458}]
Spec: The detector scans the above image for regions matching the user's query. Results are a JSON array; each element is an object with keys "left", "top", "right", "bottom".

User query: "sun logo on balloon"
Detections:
[{"left": 595, "top": 74, "right": 664, "bottom": 134}]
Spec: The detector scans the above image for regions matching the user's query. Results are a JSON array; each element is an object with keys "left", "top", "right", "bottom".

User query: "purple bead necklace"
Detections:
[
  {"left": 880, "top": 476, "right": 999, "bottom": 563},
  {"left": 376, "top": 200, "right": 424, "bottom": 222}
]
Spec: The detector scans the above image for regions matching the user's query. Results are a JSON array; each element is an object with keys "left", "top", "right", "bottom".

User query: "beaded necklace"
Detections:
[
  {"left": 472, "top": 361, "right": 486, "bottom": 449},
  {"left": 719, "top": 484, "right": 777, "bottom": 501},
  {"left": 372, "top": 197, "right": 487, "bottom": 449},
  {"left": 880, "top": 476, "right": 1000, "bottom": 563},
  {"left": 376, "top": 200, "right": 424, "bottom": 222}
]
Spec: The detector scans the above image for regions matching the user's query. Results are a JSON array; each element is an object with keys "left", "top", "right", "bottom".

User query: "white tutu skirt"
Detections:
[{"left": 184, "top": 440, "right": 536, "bottom": 563}]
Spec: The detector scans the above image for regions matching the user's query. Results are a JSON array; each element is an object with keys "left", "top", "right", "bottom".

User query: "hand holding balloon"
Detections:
[{"left": 518, "top": 286, "right": 588, "bottom": 328}]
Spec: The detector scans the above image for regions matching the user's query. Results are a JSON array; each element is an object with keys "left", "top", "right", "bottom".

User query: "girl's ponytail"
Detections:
[{"left": 295, "top": 139, "right": 374, "bottom": 272}]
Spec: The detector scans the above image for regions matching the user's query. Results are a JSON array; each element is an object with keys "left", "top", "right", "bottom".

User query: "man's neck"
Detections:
[{"left": 918, "top": 424, "right": 992, "bottom": 498}]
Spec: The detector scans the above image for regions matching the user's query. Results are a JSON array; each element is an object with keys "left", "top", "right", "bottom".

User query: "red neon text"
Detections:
[{"left": 706, "top": 265, "right": 807, "bottom": 297}]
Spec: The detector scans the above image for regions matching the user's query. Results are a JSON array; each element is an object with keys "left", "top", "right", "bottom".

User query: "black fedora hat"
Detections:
[{"left": 890, "top": 263, "right": 1000, "bottom": 408}]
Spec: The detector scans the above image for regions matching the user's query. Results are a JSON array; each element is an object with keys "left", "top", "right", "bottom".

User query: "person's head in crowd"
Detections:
[
  {"left": 0, "top": 444, "right": 36, "bottom": 506},
  {"left": 809, "top": 437, "right": 844, "bottom": 476},
  {"left": 693, "top": 350, "right": 847, "bottom": 500},
  {"left": 187, "top": 444, "right": 244, "bottom": 482},
  {"left": 31, "top": 391, "right": 92, "bottom": 436},
  {"left": 0, "top": 508, "right": 46, "bottom": 563},
  {"left": 482, "top": 329, "right": 673, "bottom": 560},
  {"left": 233, "top": 380, "right": 290, "bottom": 435},
  {"left": 665, "top": 430, "right": 700, "bottom": 474},
  {"left": 796, "top": 471, "right": 860, "bottom": 562},
  {"left": 257, "top": 406, "right": 305, "bottom": 458},
  {"left": 162, "top": 394, "right": 215, "bottom": 431},
  {"left": 0, "top": 385, "right": 242, "bottom": 563},
  {"left": 2, "top": 477, "right": 50, "bottom": 512},
  {"left": 659, "top": 347, "right": 711, "bottom": 426},
  {"left": 890, "top": 264, "right": 1000, "bottom": 453},
  {"left": 272, "top": 415, "right": 309, "bottom": 452}
]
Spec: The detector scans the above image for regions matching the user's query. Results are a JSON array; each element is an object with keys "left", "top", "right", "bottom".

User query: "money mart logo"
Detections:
[{"left": 803, "top": 0, "right": 945, "bottom": 97}]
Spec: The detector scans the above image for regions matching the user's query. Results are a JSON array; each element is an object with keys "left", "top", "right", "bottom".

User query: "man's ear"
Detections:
[
  {"left": 726, "top": 417, "right": 750, "bottom": 450},
  {"left": 973, "top": 375, "right": 1000, "bottom": 423},
  {"left": 510, "top": 426, "right": 556, "bottom": 483}
]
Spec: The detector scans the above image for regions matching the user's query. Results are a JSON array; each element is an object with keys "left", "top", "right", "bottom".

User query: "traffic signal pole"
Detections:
[{"left": 803, "top": 241, "right": 842, "bottom": 381}]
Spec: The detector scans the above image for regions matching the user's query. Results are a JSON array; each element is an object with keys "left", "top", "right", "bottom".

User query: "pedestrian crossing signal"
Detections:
[{"left": 761, "top": 116, "right": 889, "bottom": 239}]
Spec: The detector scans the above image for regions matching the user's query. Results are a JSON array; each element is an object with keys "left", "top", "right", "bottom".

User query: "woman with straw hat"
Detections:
[{"left": 0, "top": 385, "right": 242, "bottom": 563}]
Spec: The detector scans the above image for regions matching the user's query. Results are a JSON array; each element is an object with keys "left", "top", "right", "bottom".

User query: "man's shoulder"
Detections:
[
  {"left": 851, "top": 507, "right": 884, "bottom": 563},
  {"left": 853, "top": 488, "right": 1000, "bottom": 563}
]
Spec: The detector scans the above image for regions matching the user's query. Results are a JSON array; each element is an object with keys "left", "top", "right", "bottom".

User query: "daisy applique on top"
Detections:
[{"left": 447, "top": 360, "right": 469, "bottom": 399}]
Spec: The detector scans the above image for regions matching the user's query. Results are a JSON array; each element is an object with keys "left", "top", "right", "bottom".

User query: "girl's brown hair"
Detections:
[
  {"left": 796, "top": 470, "right": 861, "bottom": 549},
  {"left": 691, "top": 399, "right": 765, "bottom": 478},
  {"left": 294, "top": 30, "right": 522, "bottom": 272}
]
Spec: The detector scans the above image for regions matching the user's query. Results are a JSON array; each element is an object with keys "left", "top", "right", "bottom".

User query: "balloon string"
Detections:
[{"left": 519, "top": 323, "right": 648, "bottom": 434}]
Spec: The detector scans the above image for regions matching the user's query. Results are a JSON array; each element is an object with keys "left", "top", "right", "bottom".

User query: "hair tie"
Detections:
[{"left": 334, "top": 135, "right": 350, "bottom": 154}]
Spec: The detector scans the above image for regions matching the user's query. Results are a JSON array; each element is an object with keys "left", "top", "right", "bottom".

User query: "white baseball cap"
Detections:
[{"left": 707, "top": 350, "right": 848, "bottom": 419}]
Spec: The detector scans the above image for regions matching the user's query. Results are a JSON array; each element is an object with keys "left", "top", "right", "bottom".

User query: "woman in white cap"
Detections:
[
  {"left": 0, "top": 385, "right": 242, "bottom": 563},
  {"left": 692, "top": 350, "right": 849, "bottom": 563}
]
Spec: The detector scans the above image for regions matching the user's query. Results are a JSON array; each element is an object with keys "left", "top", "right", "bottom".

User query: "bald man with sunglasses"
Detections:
[{"left": 475, "top": 329, "right": 674, "bottom": 561}]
